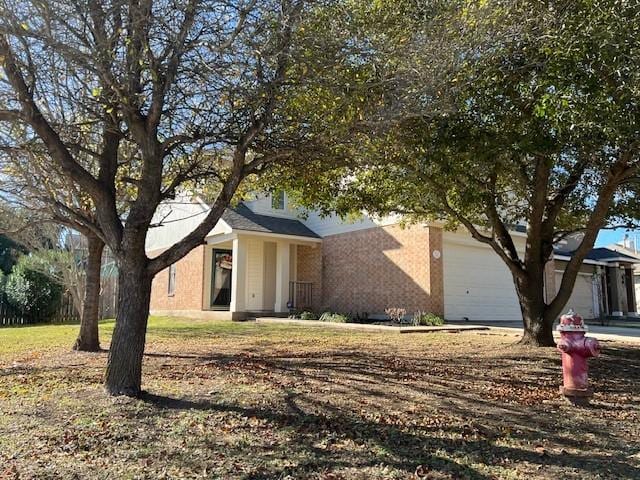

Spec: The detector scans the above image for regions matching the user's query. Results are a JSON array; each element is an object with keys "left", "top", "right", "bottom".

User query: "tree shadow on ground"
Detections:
[
  {"left": 141, "top": 391, "right": 495, "bottom": 479},
  {"left": 140, "top": 388, "right": 640, "bottom": 480},
  {"left": 137, "top": 341, "right": 640, "bottom": 479}
]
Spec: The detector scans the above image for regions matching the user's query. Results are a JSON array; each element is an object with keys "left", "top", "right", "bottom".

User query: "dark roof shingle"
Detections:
[
  {"left": 555, "top": 246, "right": 640, "bottom": 263},
  {"left": 222, "top": 204, "right": 319, "bottom": 238},
  {"left": 586, "top": 247, "right": 640, "bottom": 262}
]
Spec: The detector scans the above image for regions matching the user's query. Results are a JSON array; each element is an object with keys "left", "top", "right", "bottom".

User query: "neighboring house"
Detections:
[
  {"left": 146, "top": 193, "right": 640, "bottom": 321},
  {"left": 605, "top": 241, "right": 640, "bottom": 314},
  {"left": 552, "top": 246, "right": 639, "bottom": 319}
]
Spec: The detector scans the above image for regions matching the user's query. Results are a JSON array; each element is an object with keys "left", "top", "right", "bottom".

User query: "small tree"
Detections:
[
  {"left": 15, "top": 238, "right": 106, "bottom": 349},
  {"left": 72, "top": 233, "right": 105, "bottom": 351},
  {"left": 0, "top": 203, "right": 105, "bottom": 351}
]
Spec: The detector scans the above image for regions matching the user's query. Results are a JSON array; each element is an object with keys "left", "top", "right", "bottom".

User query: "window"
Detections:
[
  {"left": 211, "top": 250, "right": 233, "bottom": 308},
  {"left": 271, "top": 190, "right": 285, "bottom": 210},
  {"left": 168, "top": 263, "right": 176, "bottom": 296}
]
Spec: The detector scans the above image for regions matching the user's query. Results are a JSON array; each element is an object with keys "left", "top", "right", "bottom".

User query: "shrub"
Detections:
[
  {"left": 299, "top": 311, "right": 318, "bottom": 320},
  {"left": 319, "top": 312, "right": 349, "bottom": 323},
  {"left": 385, "top": 307, "right": 407, "bottom": 324},
  {"left": 4, "top": 263, "right": 62, "bottom": 320},
  {"left": 351, "top": 311, "right": 369, "bottom": 323},
  {"left": 412, "top": 311, "right": 445, "bottom": 326}
]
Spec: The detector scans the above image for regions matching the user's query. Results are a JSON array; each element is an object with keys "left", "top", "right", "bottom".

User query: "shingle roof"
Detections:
[
  {"left": 586, "top": 247, "right": 640, "bottom": 262},
  {"left": 222, "top": 204, "right": 320, "bottom": 239},
  {"left": 555, "top": 247, "right": 640, "bottom": 263}
]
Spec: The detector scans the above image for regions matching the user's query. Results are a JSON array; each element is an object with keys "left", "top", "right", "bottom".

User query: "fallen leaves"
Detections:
[
  {"left": 534, "top": 444, "right": 549, "bottom": 458},
  {"left": 1, "top": 319, "right": 639, "bottom": 479}
]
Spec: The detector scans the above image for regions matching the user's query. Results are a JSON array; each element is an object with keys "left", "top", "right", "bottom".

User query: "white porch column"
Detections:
[
  {"left": 274, "top": 240, "right": 290, "bottom": 312},
  {"left": 230, "top": 236, "right": 246, "bottom": 313}
]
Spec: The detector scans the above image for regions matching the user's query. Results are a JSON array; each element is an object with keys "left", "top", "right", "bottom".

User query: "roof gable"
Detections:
[{"left": 222, "top": 204, "right": 320, "bottom": 239}]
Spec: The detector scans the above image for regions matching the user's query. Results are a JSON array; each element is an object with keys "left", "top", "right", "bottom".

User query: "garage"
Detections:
[
  {"left": 554, "top": 270, "right": 598, "bottom": 319},
  {"left": 443, "top": 232, "right": 523, "bottom": 322}
]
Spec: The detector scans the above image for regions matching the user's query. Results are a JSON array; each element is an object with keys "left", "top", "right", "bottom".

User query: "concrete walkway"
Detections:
[
  {"left": 255, "top": 317, "right": 489, "bottom": 333},
  {"left": 257, "top": 317, "right": 640, "bottom": 344},
  {"left": 448, "top": 320, "right": 640, "bottom": 344}
]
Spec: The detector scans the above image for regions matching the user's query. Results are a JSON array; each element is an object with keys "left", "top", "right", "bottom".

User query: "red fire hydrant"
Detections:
[{"left": 557, "top": 310, "right": 600, "bottom": 406}]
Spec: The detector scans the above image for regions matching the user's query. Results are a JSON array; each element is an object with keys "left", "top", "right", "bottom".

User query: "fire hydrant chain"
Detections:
[{"left": 557, "top": 309, "right": 601, "bottom": 406}]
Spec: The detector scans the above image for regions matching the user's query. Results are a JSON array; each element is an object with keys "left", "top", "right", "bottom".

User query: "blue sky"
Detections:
[{"left": 595, "top": 228, "right": 640, "bottom": 247}]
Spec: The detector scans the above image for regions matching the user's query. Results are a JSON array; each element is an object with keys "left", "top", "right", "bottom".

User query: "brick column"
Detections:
[
  {"left": 428, "top": 226, "right": 444, "bottom": 316},
  {"left": 296, "top": 244, "right": 323, "bottom": 311}
]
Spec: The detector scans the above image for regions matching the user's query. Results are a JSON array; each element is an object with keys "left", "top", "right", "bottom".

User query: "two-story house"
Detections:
[{"left": 146, "top": 192, "right": 639, "bottom": 321}]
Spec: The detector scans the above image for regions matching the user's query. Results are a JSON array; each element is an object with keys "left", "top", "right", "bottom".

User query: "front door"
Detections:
[{"left": 211, "top": 249, "right": 233, "bottom": 309}]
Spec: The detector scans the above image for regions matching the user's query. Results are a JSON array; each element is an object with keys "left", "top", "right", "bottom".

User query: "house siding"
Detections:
[
  {"left": 243, "top": 193, "right": 298, "bottom": 219},
  {"left": 301, "top": 211, "right": 378, "bottom": 237},
  {"left": 150, "top": 245, "right": 205, "bottom": 312},
  {"left": 320, "top": 224, "right": 443, "bottom": 316},
  {"left": 146, "top": 201, "right": 209, "bottom": 252},
  {"left": 245, "top": 238, "right": 265, "bottom": 310}
]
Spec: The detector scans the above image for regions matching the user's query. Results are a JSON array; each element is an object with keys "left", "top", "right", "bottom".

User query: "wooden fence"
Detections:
[
  {"left": 0, "top": 293, "right": 79, "bottom": 327},
  {"left": 0, "top": 276, "right": 119, "bottom": 327},
  {"left": 99, "top": 274, "right": 118, "bottom": 320}
]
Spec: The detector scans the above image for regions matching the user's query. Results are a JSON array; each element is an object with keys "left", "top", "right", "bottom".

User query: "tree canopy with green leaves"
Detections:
[{"left": 282, "top": 0, "right": 640, "bottom": 346}]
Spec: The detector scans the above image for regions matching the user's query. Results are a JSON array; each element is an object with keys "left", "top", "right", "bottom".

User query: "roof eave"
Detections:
[
  {"left": 553, "top": 254, "right": 608, "bottom": 266},
  {"left": 207, "top": 228, "right": 322, "bottom": 243}
]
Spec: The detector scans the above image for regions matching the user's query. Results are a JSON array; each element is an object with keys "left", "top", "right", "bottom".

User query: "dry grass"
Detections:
[{"left": 1, "top": 317, "right": 639, "bottom": 479}]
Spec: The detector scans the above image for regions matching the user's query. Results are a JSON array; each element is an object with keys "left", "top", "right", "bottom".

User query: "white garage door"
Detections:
[
  {"left": 443, "top": 234, "right": 522, "bottom": 321},
  {"left": 556, "top": 272, "right": 596, "bottom": 319}
]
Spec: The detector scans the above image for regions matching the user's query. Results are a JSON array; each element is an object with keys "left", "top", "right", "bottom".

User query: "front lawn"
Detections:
[{"left": 1, "top": 317, "right": 639, "bottom": 479}]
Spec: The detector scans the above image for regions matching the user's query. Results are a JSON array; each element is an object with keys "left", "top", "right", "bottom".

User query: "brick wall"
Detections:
[
  {"left": 147, "top": 226, "right": 446, "bottom": 317},
  {"left": 296, "top": 245, "right": 323, "bottom": 311},
  {"left": 150, "top": 245, "right": 205, "bottom": 311},
  {"left": 320, "top": 224, "right": 444, "bottom": 316}
]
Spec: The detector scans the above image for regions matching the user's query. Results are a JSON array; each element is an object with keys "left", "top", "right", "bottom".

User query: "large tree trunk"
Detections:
[
  {"left": 104, "top": 260, "right": 152, "bottom": 396},
  {"left": 73, "top": 234, "right": 105, "bottom": 352},
  {"left": 516, "top": 275, "right": 556, "bottom": 347},
  {"left": 520, "top": 308, "right": 556, "bottom": 347}
]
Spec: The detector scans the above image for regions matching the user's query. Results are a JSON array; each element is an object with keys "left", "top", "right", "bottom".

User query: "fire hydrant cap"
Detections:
[{"left": 557, "top": 309, "right": 588, "bottom": 332}]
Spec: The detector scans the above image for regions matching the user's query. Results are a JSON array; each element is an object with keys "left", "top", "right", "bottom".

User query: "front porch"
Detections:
[{"left": 203, "top": 232, "right": 321, "bottom": 319}]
